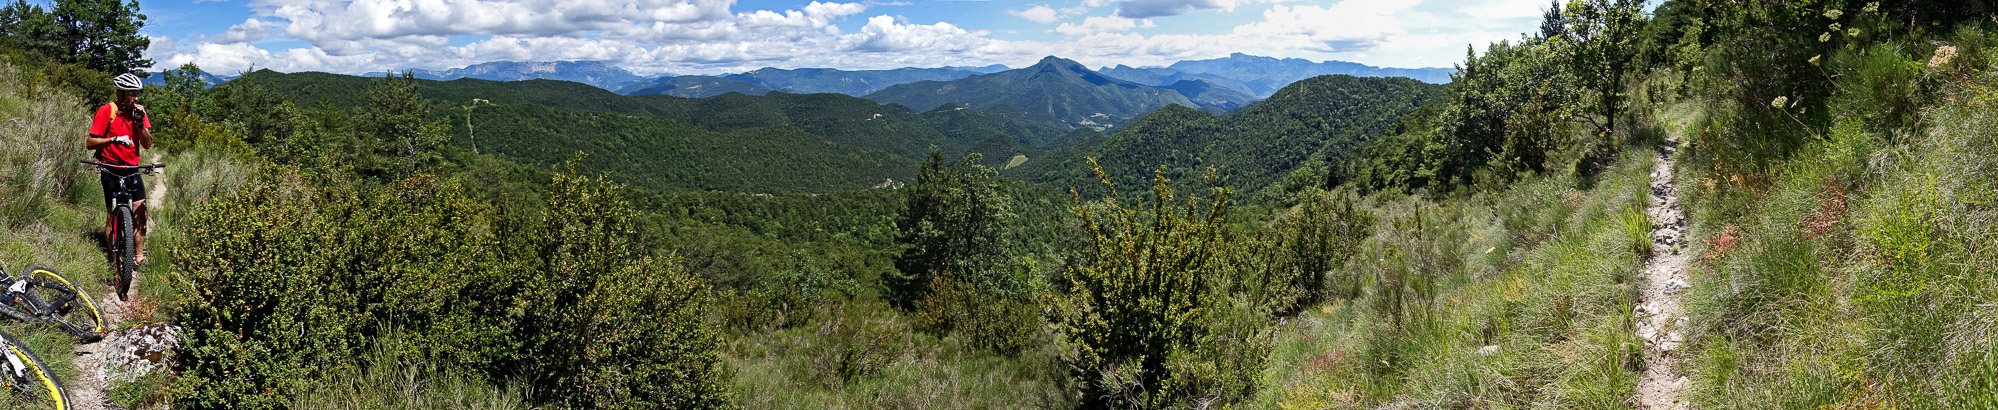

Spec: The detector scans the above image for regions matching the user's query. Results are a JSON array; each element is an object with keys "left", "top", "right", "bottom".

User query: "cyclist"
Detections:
[{"left": 85, "top": 73, "right": 153, "bottom": 265}]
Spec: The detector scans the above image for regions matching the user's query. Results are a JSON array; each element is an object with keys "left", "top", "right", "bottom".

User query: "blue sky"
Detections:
[{"left": 131, "top": 0, "right": 1620, "bottom": 76}]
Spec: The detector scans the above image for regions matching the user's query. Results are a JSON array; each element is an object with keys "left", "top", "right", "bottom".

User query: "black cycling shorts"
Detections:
[{"left": 99, "top": 168, "right": 147, "bottom": 210}]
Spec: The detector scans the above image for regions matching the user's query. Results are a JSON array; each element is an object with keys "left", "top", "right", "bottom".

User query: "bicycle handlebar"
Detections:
[{"left": 78, "top": 160, "right": 164, "bottom": 170}]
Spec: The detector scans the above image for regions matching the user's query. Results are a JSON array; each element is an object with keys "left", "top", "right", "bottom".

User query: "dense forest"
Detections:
[{"left": 6, "top": 0, "right": 1998, "bottom": 408}]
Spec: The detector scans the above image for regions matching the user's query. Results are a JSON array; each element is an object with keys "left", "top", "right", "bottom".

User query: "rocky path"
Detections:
[
  {"left": 66, "top": 153, "right": 174, "bottom": 409},
  {"left": 69, "top": 295, "right": 125, "bottom": 409},
  {"left": 1634, "top": 134, "right": 1691, "bottom": 409}
]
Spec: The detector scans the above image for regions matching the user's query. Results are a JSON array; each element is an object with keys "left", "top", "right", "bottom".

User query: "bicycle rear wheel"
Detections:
[
  {"left": 0, "top": 328, "right": 69, "bottom": 409},
  {"left": 114, "top": 205, "right": 135, "bottom": 301},
  {"left": 24, "top": 266, "right": 104, "bottom": 343}
]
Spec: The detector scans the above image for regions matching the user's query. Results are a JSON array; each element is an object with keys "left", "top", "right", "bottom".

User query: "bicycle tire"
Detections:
[
  {"left": 0, "top": 328, "right": 69, "bottom": 409},
  {"left": 24, "top": 266, "right": 104, "bottom": 343},
  {"left": 114, "top": 205, "right": 135, "bottom": 301}
]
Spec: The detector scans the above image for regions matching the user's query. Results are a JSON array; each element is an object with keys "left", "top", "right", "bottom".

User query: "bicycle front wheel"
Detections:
[
  {"left": 25, "top": 266, "right": 104, "bottom": 343},
  {"left": 114, "top": 205, "right": 135, "bottom": 301},
  {"left": 0, "top": 328, "right": 69, "bottom": 409}
]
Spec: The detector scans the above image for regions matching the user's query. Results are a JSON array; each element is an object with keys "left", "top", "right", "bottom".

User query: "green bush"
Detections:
[
  {"left": 170, "top": 162, "right": 735, "bottom": 408},
  {"left": 1225, "top": 187, "right": 1374, "bottom": 314},
  {"left": 891, "top": 152, "right": 1022, "bottom": 306},
  {"left": 1053, "top": 160, "right": 1237, "bottom": 408},
  {"left": 910, "top": 273, "right": 1043, "bottom": 355}
]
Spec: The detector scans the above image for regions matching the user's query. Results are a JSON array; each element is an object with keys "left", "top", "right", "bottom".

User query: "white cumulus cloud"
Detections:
[
  {"left": 1008, "top": 5, "right": 1060, "bottom": 24},
  {"left": 843, "top": 15, "right": 988, "bottom": 53}
]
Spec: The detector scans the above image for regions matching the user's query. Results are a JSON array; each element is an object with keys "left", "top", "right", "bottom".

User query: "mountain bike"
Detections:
[
  {"left": 0, "top": 266, "right": 104, "bottom": 343},
  {"left": 81, "top": 160, "right": 161, "bottom": 301},
  {"left": 0, "top": 327, "right": 68, "bottom": 409}
]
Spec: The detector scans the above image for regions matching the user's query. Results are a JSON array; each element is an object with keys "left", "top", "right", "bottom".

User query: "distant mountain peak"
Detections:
[{"left": 1031, "top": 56, "right": 1088, "bottom": 69}]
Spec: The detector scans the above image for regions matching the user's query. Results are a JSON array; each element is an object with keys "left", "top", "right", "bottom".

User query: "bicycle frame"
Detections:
[{"left": 82, "top": 160, "right": 160, "bottom": 302}]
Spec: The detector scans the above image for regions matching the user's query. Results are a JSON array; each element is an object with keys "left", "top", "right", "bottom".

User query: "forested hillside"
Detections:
[
  {"left": 224, "top": 70, "right": 1062, "bottom": 192},
  {"left": 1161, "top": 79, "right": 1257, "bottom": 112},
  {"left": 615, "top": 75, "right": 773, "bottom": 98},
  {"left": 722, "top": 66, "right": 1006, "bottom": 96},
  {"left": 866, "top": 56, "right": 1203, "bottom": 131},
  {"left": 1011, "top": 74, "right": 1445, "bottom": 197}
]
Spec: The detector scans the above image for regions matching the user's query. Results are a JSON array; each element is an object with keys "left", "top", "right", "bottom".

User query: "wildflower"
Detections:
[
  {"left": 1829, "top": 23, "right": 1841, "bottom": 32},
  {"left": 1824, "top": 9, "right": 1843, "bottom": 19},
  {"left": 1820, "top": 32, "right": 1832, "bottom": 43},
  {"left": 1809, "top": 55, "right": 1822, "bottom": 66},
  {"left": 1863, "top": 2, "right": 1879, "bottom": 13},
  {"left": 1771, "top": 96, "right": 1789, "bottom": 109},
  {"left": 1848, "top": 28, "right": 1861, "bottom": 37},
  {"left": 1931, "top": 45, "right": 1958, "bottom": 68}
]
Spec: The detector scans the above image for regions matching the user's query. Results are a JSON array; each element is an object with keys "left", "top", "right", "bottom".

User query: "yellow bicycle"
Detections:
[
  {"left": 0, "top": 266, "right": 105, "bottom": 343},
  {"left": 0, "top": 327, "right": 67, "bottom": 409}
]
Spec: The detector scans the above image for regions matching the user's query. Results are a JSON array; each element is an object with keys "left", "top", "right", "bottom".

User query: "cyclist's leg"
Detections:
[
  {"left": 101, "top": 209, "right": 113, "bottom": 260},
  {"left": 134, "top": 199, "right": 147, "bottom": 263},
  {"left": 99, "top": 171, "right": 117, "bottom": 262},
  {"left": 132, "top": 174, "right": 149, "bottom": 262}
]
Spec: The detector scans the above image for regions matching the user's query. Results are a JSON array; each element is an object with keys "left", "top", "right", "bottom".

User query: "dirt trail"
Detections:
[
  {"left": 1634, "top": 134, "right": 1691, "bottom": 409},
  {"left": 64, "top": 153, "right": 170, "bottom": 409},
  {"left": 69, "top": 295, "right": 125, "bottom": 409}
]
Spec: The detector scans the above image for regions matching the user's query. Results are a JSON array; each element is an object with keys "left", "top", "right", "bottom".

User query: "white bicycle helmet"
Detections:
[{"left": 112, "top": 73, "right": 143, "bottom": 91}]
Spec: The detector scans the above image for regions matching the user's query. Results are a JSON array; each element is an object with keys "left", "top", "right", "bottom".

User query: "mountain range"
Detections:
[
  {"left": 365, "top": 61, "right": 651, "bottom": 91},
  {"left": 332, "top": 54, "right": 1449, "bottom": 101},
  {"left": 721, "top": 66, "right": 1009, "bottom": 96},
  {"left": 142, "top": 70, "right": 236, "bottom": 88},
  {"left": 1104, "top": 53, "right": 1455, "bottom": 97},
  {"left": 865, "top": 56, "right": 1207, "bottom": 132}
]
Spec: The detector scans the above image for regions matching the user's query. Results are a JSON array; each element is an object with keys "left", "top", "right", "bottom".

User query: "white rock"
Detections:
[
  {"left": 1477, "top": 345, "right": 1500, "bottom": 356},
  {"left": 1664, "top": 279, "right": 1689, "bottom": 295}
]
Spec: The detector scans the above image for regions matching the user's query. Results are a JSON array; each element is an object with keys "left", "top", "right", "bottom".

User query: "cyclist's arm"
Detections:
[
  {"left": 85, "top": 105, "right": 114, "bottom": 150},
  {"left": 132, "top": 104, "right": 151, "bottom": 149},
  {"left": 85, "top": 133, "right": 116, "bottom": 150}
]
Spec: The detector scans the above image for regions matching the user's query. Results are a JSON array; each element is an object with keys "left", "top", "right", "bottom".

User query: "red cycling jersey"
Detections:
[{"left": 89, "top": 103, "right": 149, "bottom": 166}]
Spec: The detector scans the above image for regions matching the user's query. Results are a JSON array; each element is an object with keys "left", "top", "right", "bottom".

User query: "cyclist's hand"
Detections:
[
  {"left": 132, "top": 107, "right": 146, "bottom": 123},
  {"left": 110, "top": 135, "right": 132, "bottom": 146}
]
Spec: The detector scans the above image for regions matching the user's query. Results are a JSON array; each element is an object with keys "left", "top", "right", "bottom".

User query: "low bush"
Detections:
[{"left": 169, "top": 161, "right": 734, "bottom": 409}]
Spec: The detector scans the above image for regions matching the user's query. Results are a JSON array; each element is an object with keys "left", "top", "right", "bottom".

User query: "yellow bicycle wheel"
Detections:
[
  {"left": 0, "top": 328, "right": 67, "bottom": 409},
  {"left": 25, "top": 266, "right": 105, "bottom": 342}
]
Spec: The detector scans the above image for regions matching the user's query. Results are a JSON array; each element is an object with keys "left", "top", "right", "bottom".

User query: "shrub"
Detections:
[
  {"left": 170, "top": 161, "right": 735, "bottom": 409},
  {"left": 910, "top": 273, "right": 1042, "bottom": 355},
  {"left": 1052, "top": 160, "right": 1233, "bottom": 408},
  {"left": 1227, "top": 188, "right": 1374, "bottom": 314},
  {"left": 891, "top": 152, "right": 1021, "bottom": 307}
]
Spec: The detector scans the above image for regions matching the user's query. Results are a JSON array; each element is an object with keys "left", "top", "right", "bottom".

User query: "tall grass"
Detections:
[
  {"left": 725, "top": 301, "right": 1073, "bottom": 409},
  {"left": 1252, "top": 139, "right": 1652, "bottom": 407},
  {"left": 0, "top": 61, "right": 92, "bottom": 226},
  {"left": 1680, "top": 24, "right": 1998, "bottom": 408},
  {"left": 289, "top": 338, "right": 531, "bottom": 409}
]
